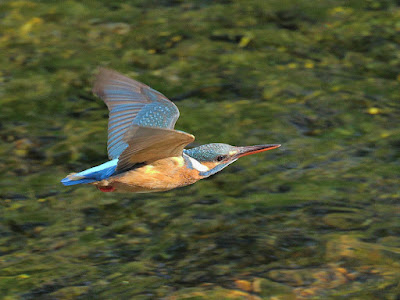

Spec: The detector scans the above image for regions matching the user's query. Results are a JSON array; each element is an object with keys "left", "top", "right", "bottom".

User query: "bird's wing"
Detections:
[
  {"left": 93, "top": 68, "right": 180, "bottom": 160},
  {"left": 116, "top": 125, "right": 195, "bottom": 172}
]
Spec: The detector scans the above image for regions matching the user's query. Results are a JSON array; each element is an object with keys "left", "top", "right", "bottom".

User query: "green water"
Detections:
[{"left": 1, "top": 1, "right": 399, "bottom": 299}]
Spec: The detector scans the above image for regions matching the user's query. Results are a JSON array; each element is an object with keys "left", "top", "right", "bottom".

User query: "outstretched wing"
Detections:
[
  {"left": 116, "top": 126, "right": 195, "bottom": 172},
  {"left": 93, "top": 68, "right": 180, "bottom": 160}
]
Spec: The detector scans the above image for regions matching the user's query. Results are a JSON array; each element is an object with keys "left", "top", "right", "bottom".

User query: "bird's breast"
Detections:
[{"left": 96, "top": 156, "right": 203, "bottom": 192}]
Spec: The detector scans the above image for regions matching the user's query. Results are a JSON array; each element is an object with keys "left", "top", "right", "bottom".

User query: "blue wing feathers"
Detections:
[
  {"left": 108, "top": 131, "right": 129, "bottom": 148},
  {"left": 93, "top": 68, "right": 180, "bottom": 160},
  {"left": 143, "top": 88, "right": 162, "bottom": 101},
  {"left": 109, "top": 110, "right": 139, "bottom": 121},
  {"left": 109, "top": 116, "right": 134, "bottom": 129},
  {"left": 105, "top": 89, "right": 135, "bottom": 96},
  {"left": 108, "top": 144, "right": 129, "bottom": 161},
  {"left": 108, "top": 122, "right": 132, "bottom": 134},
  {"left": 133, "top": 102, "right": 177, "bottom": 128}
]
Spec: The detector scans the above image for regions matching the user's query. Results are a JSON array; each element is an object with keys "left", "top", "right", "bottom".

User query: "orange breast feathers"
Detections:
[{"left": 106, "top": 156, "right": 202, "bottom": 192}]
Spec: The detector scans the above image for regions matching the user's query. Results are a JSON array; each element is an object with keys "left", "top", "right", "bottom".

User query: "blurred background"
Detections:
[{"left": 1, "top": 0, "right": 400, "bottom": 299}]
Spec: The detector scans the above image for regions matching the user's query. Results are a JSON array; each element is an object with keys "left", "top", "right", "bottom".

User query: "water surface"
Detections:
[{"left": 1, "top": 1, "right": 399, "bottom": 299}]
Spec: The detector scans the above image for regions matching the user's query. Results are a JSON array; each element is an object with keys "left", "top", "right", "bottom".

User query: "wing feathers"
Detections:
[
  {"left": 93, "top": 68, "right": 181, "bottom": 160},
  {"left": 116, "top": 126, "right": 195, "bottom": 172},
  {"left": 93, "top": 69, "right": 152, "bottom": 105}
]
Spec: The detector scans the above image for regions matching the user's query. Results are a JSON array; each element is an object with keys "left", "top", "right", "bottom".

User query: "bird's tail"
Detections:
[
  {"left": 61, "top": 159, "right": 118, "bottom": 186},
  {"left": 61, "top": 174, "right": 97, "bottom": 186}
]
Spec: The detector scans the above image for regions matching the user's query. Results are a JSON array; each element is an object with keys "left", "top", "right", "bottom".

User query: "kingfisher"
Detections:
[{"left": 61, "top": 68, "right": 280, "bottom": 193}]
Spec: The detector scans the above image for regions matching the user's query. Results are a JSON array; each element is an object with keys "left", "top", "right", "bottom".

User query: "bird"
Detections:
[{"left": 61, "top": 68, "right": 281, "bottom": 193}]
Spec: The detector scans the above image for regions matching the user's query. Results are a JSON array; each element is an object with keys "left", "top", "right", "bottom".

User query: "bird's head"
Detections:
[{"left": 184, "top": 143, "right": 280, "bottom": 177}]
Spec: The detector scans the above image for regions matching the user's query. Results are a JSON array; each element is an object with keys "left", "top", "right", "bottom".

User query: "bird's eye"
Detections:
[{"left": 216, "top": 155, "right": 226, "bottom": 162}]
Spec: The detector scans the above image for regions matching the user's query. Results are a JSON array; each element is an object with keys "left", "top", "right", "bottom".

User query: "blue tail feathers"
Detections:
[
  {"left": 61, "top": 159, "right": 118, "bottom": 186},
  {"left": 61, "top": 177, "right": 97, "bottom": 186}
]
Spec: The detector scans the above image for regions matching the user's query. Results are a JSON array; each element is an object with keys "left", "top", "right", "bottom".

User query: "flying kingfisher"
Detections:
[{"left": 61, "top": 68, "right": 280, "bottom": 193}]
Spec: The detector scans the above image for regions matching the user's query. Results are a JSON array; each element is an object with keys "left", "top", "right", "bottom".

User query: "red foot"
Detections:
[{"left": 98, "top": 186, "right": 116, "bottom": 192}]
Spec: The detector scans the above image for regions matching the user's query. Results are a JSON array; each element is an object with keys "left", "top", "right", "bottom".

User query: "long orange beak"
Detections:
[{"left": 235, "top": 144, "right": 281, "bottom": 158}]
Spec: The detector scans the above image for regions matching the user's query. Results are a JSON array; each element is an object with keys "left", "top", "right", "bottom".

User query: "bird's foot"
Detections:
[{"left": 97, "top": 186, "right": 116, "bottom": 192}]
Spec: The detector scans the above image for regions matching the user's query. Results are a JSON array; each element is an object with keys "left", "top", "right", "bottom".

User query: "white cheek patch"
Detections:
[{"left": 187, "top": 156, "right": 209, "bottom": 172}]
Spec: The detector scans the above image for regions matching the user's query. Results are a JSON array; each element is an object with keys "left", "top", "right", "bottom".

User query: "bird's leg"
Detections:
[
  {"left": 97, "top": 186, "right": 116, "bottom": 192},
  {"left": 92, "top": 180, "right": 116, "bottom": 192}
]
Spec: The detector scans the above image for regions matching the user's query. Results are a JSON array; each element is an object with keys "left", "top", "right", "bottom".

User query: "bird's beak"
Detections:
[{"left": 235, "top": 144, "right": 281, "bottom": 158}]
